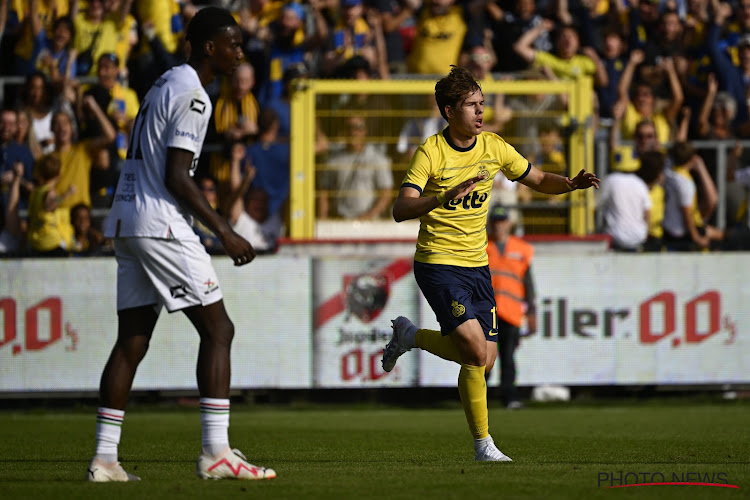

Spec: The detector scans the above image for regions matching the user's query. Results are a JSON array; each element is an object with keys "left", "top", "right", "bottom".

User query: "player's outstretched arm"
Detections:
[
  {"left": 519, "top": 165, "right": 600, "bottom": 195},
  {"left": 392, "top": 175, "right": 486, "bottom": 222},
  {"left": 165, "top": 147, "right": 256, "bottom": 266}
]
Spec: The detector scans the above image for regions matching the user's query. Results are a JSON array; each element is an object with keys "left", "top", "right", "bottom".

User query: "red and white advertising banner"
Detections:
[
  {"left": 0, "top": 258, "right": 312, "bottom": 391},
  {"left": 419, "top": 253, "right": 750, "bottom": 386},
  {"left": 312, "top": 258, "right": 418, "bottom": 387},
  {"left": 1, "top": 253, "right": 748, "bottom": 392}
]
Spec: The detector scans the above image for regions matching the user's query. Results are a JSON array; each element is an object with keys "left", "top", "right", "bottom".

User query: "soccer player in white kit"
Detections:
[{"left": 86, "top": 7, "right": 276, "bottom": 482}]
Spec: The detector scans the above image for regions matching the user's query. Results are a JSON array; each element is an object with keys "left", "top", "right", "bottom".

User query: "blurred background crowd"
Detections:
[{"left": 2, "top": 0, "right": 750, "bottom": 257}]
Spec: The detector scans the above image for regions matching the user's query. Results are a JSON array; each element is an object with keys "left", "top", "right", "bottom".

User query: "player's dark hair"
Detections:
[
  {"left": 669, "top": 141, "right": 695, "bottom": 167},
  {"left": 434, "top": 65, "right": 482, "bottom": 121},
  {"left": 185, "top": 7, "right": 238, "bottom": 58},
  {"left": 636, "top": 150, "right": 665, "bottom": 186}
]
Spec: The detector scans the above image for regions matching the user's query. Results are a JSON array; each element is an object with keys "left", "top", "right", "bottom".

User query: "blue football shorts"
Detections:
[{"left": 413, "top": 261, "right": 499, "bottom": 342}]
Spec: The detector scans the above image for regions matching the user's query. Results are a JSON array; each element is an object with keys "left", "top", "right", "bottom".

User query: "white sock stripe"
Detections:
[{"left": 97, "top": 408, "right": 124, "bottom": 425}]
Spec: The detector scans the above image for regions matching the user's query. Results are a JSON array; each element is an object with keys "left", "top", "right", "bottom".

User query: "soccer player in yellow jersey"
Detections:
[{"left": 381, "top": 66, "right": 599, "bottom": 461}]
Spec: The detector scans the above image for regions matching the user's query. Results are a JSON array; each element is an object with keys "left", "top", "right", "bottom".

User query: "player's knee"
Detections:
[
  {"left": 211, "top": 318, "right": 235, "bottom": 347},
  {"left": 485, "top": 358, "right": 495, "bottom": 374},
  {"left": 117, "top": 335, "right": 150, "bottom": 362}
]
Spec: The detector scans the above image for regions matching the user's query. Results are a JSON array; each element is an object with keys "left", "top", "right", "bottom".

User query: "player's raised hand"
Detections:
[
  {"left": 446, "top": 174, "right": 488, "bottom": 201},
  {"left": 567, "top": 169, "right": 601, "bottom": 190},
  {"left": 222, "top": 231, "right": 257, "bottom": 266}
]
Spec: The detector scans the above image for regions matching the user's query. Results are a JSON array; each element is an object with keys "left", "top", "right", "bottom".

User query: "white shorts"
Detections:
[{"left": 114, "top": 236, "right": 223, "bottom": 313}]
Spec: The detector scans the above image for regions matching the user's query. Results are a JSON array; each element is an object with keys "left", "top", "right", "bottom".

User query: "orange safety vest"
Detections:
[{"left": 487, "top": 236, "right": 534, "bottom": 327}]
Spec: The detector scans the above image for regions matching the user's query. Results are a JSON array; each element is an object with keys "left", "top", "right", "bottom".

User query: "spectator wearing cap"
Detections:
[
  {"left": 406, "top": 0, "right": 467, "bottom": 74},
  {"left": 322, "top": 0, "right": 389, "bottom": 78},
  {"left": 486, "top": 204, "right": 536, "bottom": 410},
  {"left": 258, "top": 1, "right": 328, "bottom": 106},
  {"left": 80, "top": 52, "right": 139, "bottom": 162}
]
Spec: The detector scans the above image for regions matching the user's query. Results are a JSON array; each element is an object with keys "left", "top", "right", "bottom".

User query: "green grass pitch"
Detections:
[{"left": 1, "top": 401, "right": 748, "bottom": 499}]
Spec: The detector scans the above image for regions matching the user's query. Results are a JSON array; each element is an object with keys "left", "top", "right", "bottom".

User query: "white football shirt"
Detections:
[
  {"left": 596, "top": 172, "right": 651, "bottom": 249},
  {"left": 104, "top": 64, "right": 212, "bottom": 239}
]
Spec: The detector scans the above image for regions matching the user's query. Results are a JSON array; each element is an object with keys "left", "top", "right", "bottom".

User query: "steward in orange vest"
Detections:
[
  {"left": 487, "top": 233, "right": 535, "bottom": 328},
  {"left": 487, "top": 204, "right": 536, "bottom": 408}
]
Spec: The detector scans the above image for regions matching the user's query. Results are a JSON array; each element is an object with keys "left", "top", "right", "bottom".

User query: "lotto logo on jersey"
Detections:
[{"left": 442, "top": 191, "right": 488, "bottom": 211}]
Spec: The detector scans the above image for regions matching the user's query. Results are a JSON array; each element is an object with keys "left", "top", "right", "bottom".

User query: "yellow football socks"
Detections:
[
  {"left": 414, "top": 329, "right": 462, "bottom": 363},
  {"left": 458, "top": 364, "right": 490, "bottom": 439}
]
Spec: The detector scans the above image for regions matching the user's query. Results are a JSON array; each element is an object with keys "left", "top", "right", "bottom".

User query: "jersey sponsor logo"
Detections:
[
  {"left": 170, "top": 284, "right": 188, "bottom": 298},
  {"left": 190, "top": 98, "right": 206, "bottom": 115},
  {"left": 451, "top": 300, "right": 466, "bottom": 318},
  {"left": 442, "top": 191, "right": 489, "bottom": 210},
  {"left": 174, "top": 128, "right": 200, "bottom": 142}
]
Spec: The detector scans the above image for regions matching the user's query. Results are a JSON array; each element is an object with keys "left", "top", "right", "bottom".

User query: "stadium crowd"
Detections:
[{"left": 2, "top": 0, "right": 750, "bottom": 256}]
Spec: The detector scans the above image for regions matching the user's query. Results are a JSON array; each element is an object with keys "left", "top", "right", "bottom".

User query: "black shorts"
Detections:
[{"left": 413, "top": 261, "right": 499, "bottom": 342}]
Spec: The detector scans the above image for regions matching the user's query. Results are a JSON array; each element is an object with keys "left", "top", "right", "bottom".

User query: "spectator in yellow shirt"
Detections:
[
  {"left": 41, "top": 95, "right": 115, "bottom": 210},
  {"left": 407, "top": 0, "right": 467, "bottom": 74},
  {"left": 71, "top": 0, "right": 120, "bottom": 76},
  {"left": 513, "top": 19, "right": 608, "bottom": 87},
  {"left": 27, "top": 154, "right": 75, "bottom": 256}
]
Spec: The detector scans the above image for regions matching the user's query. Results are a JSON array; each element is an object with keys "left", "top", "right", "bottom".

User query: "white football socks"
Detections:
[
  {"left": 95, "top": 407, "right": 124, "bottom": 463},
  {"left": 200, "top": 398, "right": 230, "bottom": 456}
]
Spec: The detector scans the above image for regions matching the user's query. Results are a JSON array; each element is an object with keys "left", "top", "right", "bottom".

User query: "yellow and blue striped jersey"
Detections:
[{"left": 402, "top": 128, "right": 530, "bottom": 267}]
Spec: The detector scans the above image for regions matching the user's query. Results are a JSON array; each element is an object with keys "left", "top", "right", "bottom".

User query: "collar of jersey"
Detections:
[{"left": 442, "top": 127, "right": 477, "bottom": 152}]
